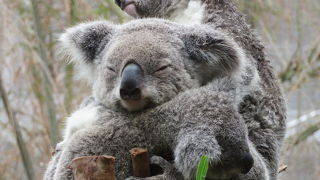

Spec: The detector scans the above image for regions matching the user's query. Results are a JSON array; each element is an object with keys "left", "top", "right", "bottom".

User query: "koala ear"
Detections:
[
  {"left": 59, "top": 21, "right": 115, "bottom": 81},
  {"left": 181, "top": 27, "right": 243, "bottom": 84}
]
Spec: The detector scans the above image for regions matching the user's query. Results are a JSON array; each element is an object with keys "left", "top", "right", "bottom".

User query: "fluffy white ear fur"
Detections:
[{"left": 58, "top": 21, "right": 114, "bottom": 83}]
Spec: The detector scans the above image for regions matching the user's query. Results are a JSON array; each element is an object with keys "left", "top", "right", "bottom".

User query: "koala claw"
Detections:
[
  {"left": 125, "top": 175, "right": 164, "bottom": 180},
  {"left": 150, "top": 156, "right": 184, "bottom": 180},
  {"left": 150, "top": 156, "right": 174, "bottom": 172},
  {"left": 125, "top": 177, "right": 142, "bottom": 180}
]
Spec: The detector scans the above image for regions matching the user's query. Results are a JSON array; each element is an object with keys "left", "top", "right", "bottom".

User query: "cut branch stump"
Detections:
[
  {"left": 70, "top": 148, "right": 152, "bottom": 179},
  {"left": 70, "top": 156, "right": 116, "bottom": 180},
  {"left": 130, "top": 148, "right": 151, "bottom": 178}
]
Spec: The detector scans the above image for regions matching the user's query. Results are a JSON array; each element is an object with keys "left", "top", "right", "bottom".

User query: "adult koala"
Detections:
[
  {"left": 116, "top": 0, "right": 287, "bottom": 179},
  {"left": 44, "top": 18, "right": 267, "bottom": 179},
  {"left": 44, "top": 0, "right": 286, "bottom": 180}
]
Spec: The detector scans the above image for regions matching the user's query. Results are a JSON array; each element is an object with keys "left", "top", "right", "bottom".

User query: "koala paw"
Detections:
[
  {"left": 150, "top": 156, "right": 174, "bottom": 172},
  {"left": 206, "top": 152, "right": 254, "bottom": 179},
  {"left": 52, "top": 141, "right": 64, "bottom": 156},
  {"left": 150, "top": 156, "right": 184, "bottom": 180}
]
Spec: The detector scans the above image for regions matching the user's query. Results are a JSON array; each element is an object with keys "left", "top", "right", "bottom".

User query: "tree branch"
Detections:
[{"left": 0, "top": 75, "right": 35, "bottom": 180}]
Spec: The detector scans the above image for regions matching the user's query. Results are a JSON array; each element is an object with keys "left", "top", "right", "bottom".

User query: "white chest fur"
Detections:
[
  {"left": 63, "top": 104, "right": 99, "bottom": 140},
  {"left": 171, "top": 0, "right": 205, "bottom": 25}
]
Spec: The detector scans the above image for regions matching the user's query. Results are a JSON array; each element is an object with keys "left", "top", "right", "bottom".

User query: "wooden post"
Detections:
[
  {"left": 70, "top": 156, "right": 116, "bottom": 180},
  {"left": 129, "top": 148, "right": 151, "bottom": 178}
]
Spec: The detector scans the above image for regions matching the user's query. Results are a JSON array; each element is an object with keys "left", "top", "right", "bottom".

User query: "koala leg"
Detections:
[
  {"left": 53, "top": 122, "right": 148, "bottom": 180},
  {"left": 232, "top": 141, "right": 270, "bottom": 180}
]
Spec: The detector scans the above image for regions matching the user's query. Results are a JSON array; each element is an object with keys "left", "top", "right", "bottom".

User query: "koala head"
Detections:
[{"left": 59, "top": 19, "right": 242, "bottom": 112}]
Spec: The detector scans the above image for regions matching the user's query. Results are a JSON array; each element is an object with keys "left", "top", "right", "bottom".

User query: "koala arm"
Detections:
[
  {"left": 172, "top": 89, "right": 254, "bottom": 179},
  {"left": 129, "top": 80, "right": 269, "bottom": 180}
]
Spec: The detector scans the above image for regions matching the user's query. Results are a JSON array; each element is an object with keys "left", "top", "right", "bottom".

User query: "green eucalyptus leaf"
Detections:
[{"left": 196, "top": 155, "right": 209, "bottom": 180}]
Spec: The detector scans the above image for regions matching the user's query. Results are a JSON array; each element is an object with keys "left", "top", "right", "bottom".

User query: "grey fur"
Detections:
[
  {"left": 116, "top": 0, "right": 287, "bottom": 179},
  {"left": 44, "top": 0, "right": 286, "bottom": 179},
  {"left": 46, "top": 78, "right": 265, "bottom": 180}
]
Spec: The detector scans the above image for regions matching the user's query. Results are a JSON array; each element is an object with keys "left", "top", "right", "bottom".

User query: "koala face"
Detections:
[
  {"left": 94, "top": 31, "right": 198, "bottom": 111},
  {"left": 60, "top": 19, "right": 241, "bottom": 111}
]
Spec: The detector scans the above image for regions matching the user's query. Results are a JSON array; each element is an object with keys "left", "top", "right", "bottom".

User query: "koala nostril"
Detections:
[
  {"left": 240, "top": 153, "right": 254, "bottom": 174},
  {"left": 120, "top": 89, "right": 129, "bottom": 100},
  {"left": 131, "top": 88, "right": 141, "bottom": 100},
  {"left": 120, "top": 88, "right": 141, "bottom": 100}
]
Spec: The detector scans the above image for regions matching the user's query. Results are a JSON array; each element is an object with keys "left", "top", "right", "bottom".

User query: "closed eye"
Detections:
[
  {"left": 107, "top": 66, "right": 116, "bottom": 72},
  {"left": 155, "top": 65, "right": 170, "bottom": 73}
]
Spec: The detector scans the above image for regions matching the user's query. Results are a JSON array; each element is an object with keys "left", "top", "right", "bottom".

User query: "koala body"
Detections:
[
  {"left": 44, "top": 18, "right": 266, "bottom": 180},
  {"left": 44, "top": 0, "right": 286, "bottom": 179}
]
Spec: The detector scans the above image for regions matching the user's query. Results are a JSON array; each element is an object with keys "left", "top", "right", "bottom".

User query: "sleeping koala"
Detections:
[{"left": 43, "top": 19, "right": 268, "bottom": 180}]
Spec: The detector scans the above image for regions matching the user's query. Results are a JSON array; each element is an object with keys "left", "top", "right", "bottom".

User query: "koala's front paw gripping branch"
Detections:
[{"left": 70, "top": 148, "right": 151, "bottom": 180}]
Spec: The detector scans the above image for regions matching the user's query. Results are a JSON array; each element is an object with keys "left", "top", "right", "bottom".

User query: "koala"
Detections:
[
  {"left": 115, "top": 0, "right": 287, "bottom": 179},
  {"left": 44, "top": 0, "right": 286, "bottom": 180},
  {"left": 43, "top": 18, "right": 269, "bottom": 180}
]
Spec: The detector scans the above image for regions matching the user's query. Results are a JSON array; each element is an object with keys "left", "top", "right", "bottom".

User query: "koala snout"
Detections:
[{"left": 120, "top": 63, "right": 143, "bottom": 101}]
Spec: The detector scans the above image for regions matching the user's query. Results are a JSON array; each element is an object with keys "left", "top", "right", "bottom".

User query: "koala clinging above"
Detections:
[{"left": 44, "top": 18, "right": 267, "bottom": 180}]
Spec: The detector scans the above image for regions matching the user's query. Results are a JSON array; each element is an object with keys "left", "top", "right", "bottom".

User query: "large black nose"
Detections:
[{"left": 120, "top": 63, "right": 143, "bottom": 100}]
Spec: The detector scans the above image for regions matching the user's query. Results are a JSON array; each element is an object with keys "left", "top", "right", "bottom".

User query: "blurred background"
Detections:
[{"left": 0, "top": 0, "right": 319, "bottom": 179}]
